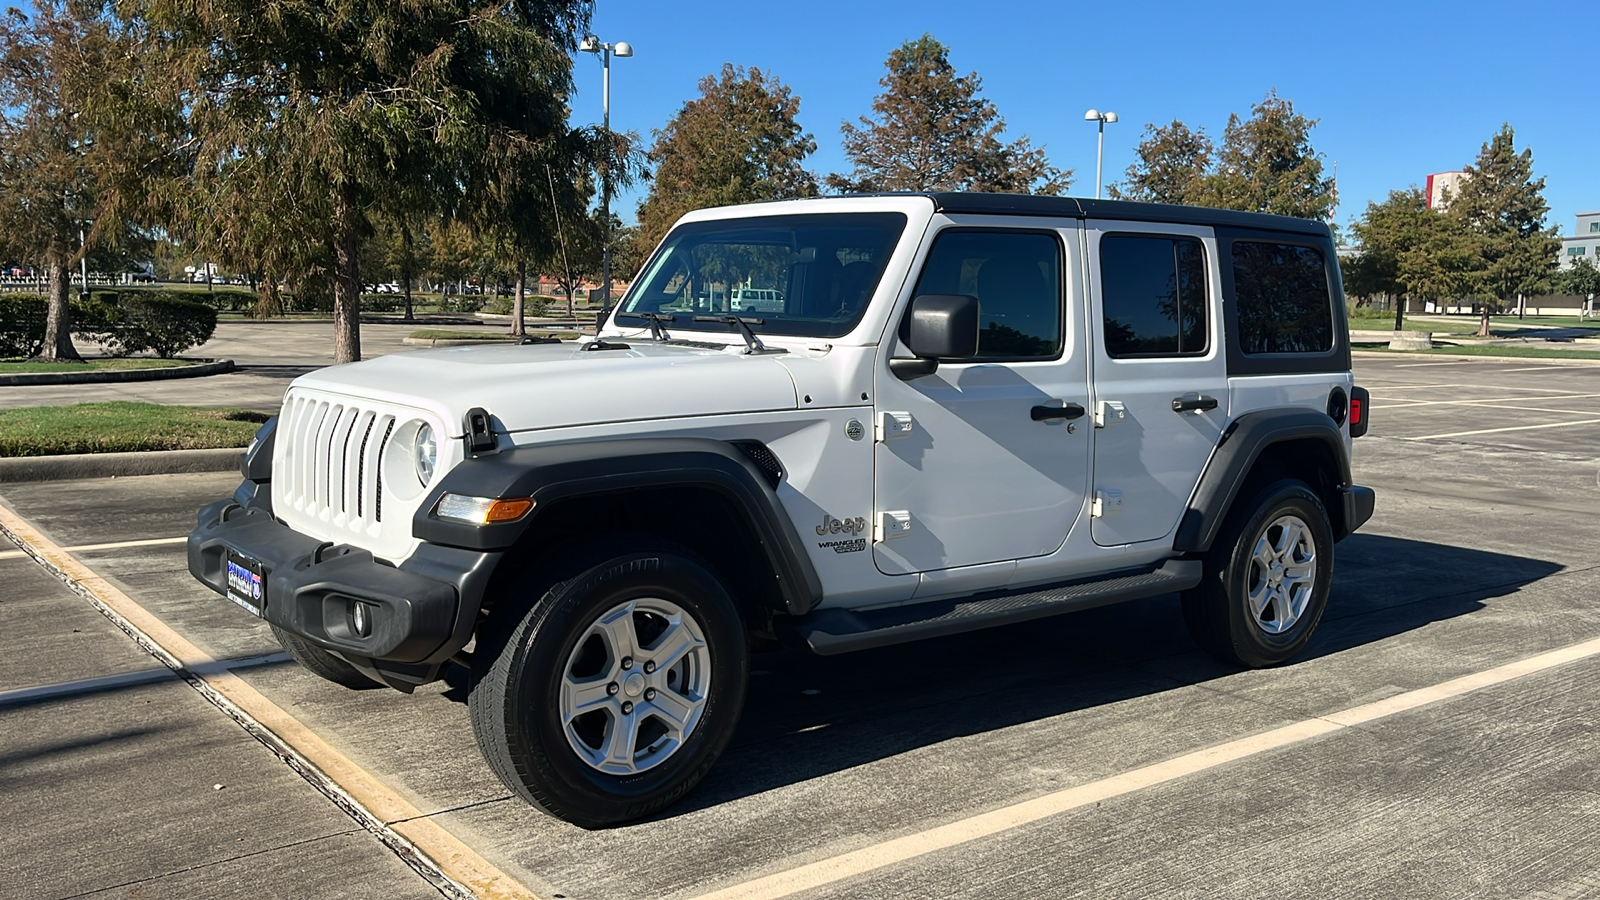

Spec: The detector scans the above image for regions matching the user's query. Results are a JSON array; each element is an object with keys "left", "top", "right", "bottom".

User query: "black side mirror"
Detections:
[{"left": 891, "top": 294, "right": 979, "bottom": 379}]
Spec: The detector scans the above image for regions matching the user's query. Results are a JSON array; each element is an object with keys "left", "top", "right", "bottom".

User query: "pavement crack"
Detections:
[{"left": 386, "top": 794, "right": 516, "bottom": 825}]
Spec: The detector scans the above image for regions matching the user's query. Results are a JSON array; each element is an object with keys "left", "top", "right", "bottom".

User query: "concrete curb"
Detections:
[
  {"left": 401, "top": 337, "right": 518, "bottom": 347},
  {"left": 0, "top": 358, "right": 235, "bottom": 386},
  {"left": 1352, "top": 350, "right": 1600, "bottom": 366},
  {"left": 0, "top": 447, "right": 244, "bottom": 483}
]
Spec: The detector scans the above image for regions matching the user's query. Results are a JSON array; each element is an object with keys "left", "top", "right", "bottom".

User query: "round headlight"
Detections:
[{"left": 413, "top": 422, "right": 436, "bottom": 485}]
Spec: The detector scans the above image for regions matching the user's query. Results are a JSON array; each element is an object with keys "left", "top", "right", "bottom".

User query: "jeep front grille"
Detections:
[{"left": 277, "top": 393, "right": 398, "bottom": 532}]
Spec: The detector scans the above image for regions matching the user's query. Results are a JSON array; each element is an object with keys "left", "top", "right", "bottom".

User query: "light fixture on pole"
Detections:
[
  {"left": 578, "top": 35, "right": 633, "bottom": 314},
  {"left": 1084, "top": 109, "right": 1118, "bottom": 199}
]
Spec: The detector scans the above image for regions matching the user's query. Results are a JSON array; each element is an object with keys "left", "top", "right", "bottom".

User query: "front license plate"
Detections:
[{"left": 225, "top": 550, "right": 267, "bottom": 617}]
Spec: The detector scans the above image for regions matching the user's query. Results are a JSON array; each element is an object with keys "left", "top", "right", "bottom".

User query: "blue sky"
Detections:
[{"left": 584, "top": 0, "right": 1595, "bottom": 238}]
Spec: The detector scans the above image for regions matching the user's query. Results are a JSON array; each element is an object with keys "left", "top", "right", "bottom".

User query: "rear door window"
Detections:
[{"left": 1099, "top": 235, "right": 1208, "bottom": 358}]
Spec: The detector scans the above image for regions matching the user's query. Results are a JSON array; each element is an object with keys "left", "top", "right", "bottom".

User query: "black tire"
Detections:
[
  {"left": 1182, "top": 479, "right": 1334, "bottom": 668},
  {"left": 469, "top": 547, "right": 748, "bottom": 828},
  {"left": 269, "top": 624, "right": 381, "bottom": 689}
]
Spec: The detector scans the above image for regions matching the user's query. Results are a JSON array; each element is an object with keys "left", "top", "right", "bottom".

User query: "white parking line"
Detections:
[
  {"left": 1370, "top": 391, "right": 1600, "bottom": 409},
  {"left": 1404, "top": 418, "right": 1600, "bottom": 441},
  {"left": 0, "top": 535, "right": 186, "bottom": 562},
  {"left": 691, "top": 635, "right": 1600, "bottom": 900}
]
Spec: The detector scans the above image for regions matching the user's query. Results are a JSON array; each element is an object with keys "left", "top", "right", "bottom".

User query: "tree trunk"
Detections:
[
  {"left": 401, "top": 224, "right": 415, "bottom": 323},
  {"left": 1477, "top": 304, "right": 1491, "bottom": 337},
  {"left": 37, "top": 255, "right": 82, "bottom": 362},
  {"left": 1392, "top": 293, "right": 1404, "bottom": 332},
  {"left": 332, "top": 182, "right": 363, "bottom": 363},
  {"left": 512, "top": 258, "right": 527, "bottom": 336}
]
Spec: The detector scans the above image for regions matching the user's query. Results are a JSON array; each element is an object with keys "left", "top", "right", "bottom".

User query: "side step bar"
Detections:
[{"left": 793, "top": 559, "right": 1202, "bottom": 655}]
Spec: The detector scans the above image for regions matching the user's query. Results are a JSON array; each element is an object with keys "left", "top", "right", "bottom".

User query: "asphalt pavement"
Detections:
[{"left": 2, "top": 356, "right": 1599, "bottom": 899}]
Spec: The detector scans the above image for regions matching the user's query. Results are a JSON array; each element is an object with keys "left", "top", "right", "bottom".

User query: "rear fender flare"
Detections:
[{"left": 1174, "top": 409, "right": 1352, "bottom": 554}]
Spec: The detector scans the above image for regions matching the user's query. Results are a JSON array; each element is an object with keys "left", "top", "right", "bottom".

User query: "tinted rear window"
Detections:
[{"left": 1231, "top": 242, "right": 1334, "bottom": 355}]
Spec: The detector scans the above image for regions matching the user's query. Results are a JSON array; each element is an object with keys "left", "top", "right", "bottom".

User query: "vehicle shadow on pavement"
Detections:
[{"left": 651, "top": 534, "right": 1564, "bottom": 820}]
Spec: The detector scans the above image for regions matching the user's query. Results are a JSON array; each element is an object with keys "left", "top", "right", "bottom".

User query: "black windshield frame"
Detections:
[{"left": 615, "top": 212, "right": 909, "bottom": 339}]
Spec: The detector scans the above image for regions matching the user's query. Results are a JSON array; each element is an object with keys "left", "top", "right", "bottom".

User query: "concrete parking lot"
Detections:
[{"left": 3, "top": 355, "right": 1599, "bottom": 899}]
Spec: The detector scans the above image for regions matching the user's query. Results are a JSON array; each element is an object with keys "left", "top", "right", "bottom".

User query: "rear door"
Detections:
[{"left": 1085, "top": 221, "right": 1227, "bottom": 546}]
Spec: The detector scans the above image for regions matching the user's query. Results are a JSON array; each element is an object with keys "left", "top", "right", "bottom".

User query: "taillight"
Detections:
[{"left": 1349, "top": 386, "right": 1370, "bottom": 438}]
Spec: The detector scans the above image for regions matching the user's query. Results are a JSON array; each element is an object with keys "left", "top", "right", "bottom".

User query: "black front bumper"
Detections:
[{"left": 187, "top": 499, "right": 501, "bottom": 687}]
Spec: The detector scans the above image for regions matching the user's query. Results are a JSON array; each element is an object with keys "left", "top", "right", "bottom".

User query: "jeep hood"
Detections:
[{"left": 288, "top": 341, "right": 800, "bottom": 436}]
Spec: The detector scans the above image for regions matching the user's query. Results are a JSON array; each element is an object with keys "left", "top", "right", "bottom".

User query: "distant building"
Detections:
[
  {"left": 1425, "top": 171, "right": 1468, "bottom": 210},
  {"left": 1558, "top": 211, "right": 1600, "bottom": 270}
]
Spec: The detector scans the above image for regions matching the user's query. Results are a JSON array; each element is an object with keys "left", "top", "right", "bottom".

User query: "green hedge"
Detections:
[
  {"left": 0, "top": 292, "right": 216, "bottom": 359},
  {"left": 0, "top": 294, "right": 48, "bottom": 358}
]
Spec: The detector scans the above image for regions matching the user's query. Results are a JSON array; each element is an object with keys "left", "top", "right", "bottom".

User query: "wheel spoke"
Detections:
[
  {"left": 561, "top": 678, "right": 614, "bottom": 724},
  {"left": 1282, "top": 558, "right": 1315, "bottom": 582},
  {"left": 646, "top": 619, "right": 700, "bottom": 671},
  {"left": 1247, "top": 581, "right": 1273, "bottom": 619},
  {"left": 1272, "top": 520, "right": 1303, "bottom": 560},
  {"left": 1270, "top": 586, "right": 1295, "bottom": 630},
  {"left": 602, "top": 708, "right": 640, "bottom": 773},
  {"left": 593, "top": 602, "right": 639, "bottom": 669},
  {"left": 645, "top": 689, "right": 698, "bottom": 741},
  {"left": 1251, "top": 534, "right": 1277, "bottom": 570}
]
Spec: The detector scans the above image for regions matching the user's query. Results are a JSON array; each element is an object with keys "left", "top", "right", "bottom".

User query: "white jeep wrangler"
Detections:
[{"left": 189, "top": 193, "right": 1373, "bottom": 827}]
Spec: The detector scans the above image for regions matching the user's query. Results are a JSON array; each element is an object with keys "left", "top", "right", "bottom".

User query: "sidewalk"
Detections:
[{"left": 0, "top": 539, "right": 446, "bottom": 899}]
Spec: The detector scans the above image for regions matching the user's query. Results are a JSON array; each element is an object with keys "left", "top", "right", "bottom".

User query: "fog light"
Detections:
[
  {"left": 351, "top": 601, "right": 370, "bottom": 637},
  {"left": 435, "top": 493, "right": 535, "bottom": 525}
]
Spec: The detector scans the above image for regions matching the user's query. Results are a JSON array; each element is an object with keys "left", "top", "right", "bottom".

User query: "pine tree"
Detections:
[
  {"left": 827, "top": 35, "right": 1070, "bottom": 196},
  {"left": 1108, "top": 120, "right": 1213, "bottom": 205},
  {"left": 1447, "top": 124, "right": 1563, "bottom": 335},
  {"left": 636, "top": 65, "right": 819, "bottom": 250}
]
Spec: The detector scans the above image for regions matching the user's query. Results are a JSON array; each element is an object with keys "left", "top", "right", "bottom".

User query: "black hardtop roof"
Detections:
[{"left": 850, "top": 191, "right": 1331, "bottom": 238}]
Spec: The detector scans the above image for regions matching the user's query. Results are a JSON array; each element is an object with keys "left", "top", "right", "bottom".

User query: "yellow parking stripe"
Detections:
[{"left": 0, "top": 505, "right": 539, "bottom": 900}]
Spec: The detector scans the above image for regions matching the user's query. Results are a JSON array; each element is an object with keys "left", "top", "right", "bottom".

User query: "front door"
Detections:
[
  {"left": 1085, "top": 221, "right": 1228, "bottom": 546},
  {"left": 872, "top": 221, "right": 1091, "bottom": 576}
]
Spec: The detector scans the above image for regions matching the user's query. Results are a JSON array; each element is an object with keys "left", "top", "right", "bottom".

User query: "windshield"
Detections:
[{"left": 616, "top": 212, "right": 908, "bottom": 338}]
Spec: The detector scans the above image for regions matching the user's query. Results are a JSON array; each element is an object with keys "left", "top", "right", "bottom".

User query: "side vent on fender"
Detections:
[{"left": 729, "top": 441, "right": 784, "bottom": 488}]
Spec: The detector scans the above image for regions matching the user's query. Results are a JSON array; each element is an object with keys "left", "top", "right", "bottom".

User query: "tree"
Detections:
[
  {"left": 1199, "top": 91, "right": 1335, "bottom": 221},
  {"left": 1447, "top": 124, "right": 1562, "bottom": 335},
  {"left": 1347, "top": 188, "right": 1479, "bottom": 330},
  {"left": 1108, "top": 120, "right": 1213, "bottom": 205},
  {"left": 0, "top": 1, "right": 146, "bottom": 361},
  {"left": 827, "top": 35, "right": 1070, "bottom": 197},
  {"left": 135, "top": 0, "right": 590, "bottom": 362},
  {"left": 636, "top": 65, "right": 818, "bottom": 250},
  {"left": 1555, "top": 257, "right": 1600, "bottom": 318}
]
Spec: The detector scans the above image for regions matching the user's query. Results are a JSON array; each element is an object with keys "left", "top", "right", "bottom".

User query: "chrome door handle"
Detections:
[{"left": 1172, "top": 395, "right": 1219, "bottom": 413}]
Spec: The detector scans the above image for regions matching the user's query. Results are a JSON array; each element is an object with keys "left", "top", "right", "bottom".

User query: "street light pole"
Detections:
[
  {"left": 1083, "top": 109, "right": 1118, "bottom": 199},
  {"left": 579, "top": 35, "right": 632, "bottom": 315}
]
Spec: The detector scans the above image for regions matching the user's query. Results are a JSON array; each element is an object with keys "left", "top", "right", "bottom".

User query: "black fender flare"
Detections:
[
  {"left": 1173, "top": 409, "right": 1356, "bottom": 554},
  {"left": 411, "top": 438, "right": 824, "bottom": 616}
]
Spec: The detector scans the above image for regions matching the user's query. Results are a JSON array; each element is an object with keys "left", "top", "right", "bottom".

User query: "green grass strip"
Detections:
[
  {"left": 0, "top": 402, "right": 267, "bottom": 457},
  {"left": 1353, "top": 343, "right": 1600, "bottom": 360},
  {"left": 0, "top": 358, "right": 202, "bottom": 374}
]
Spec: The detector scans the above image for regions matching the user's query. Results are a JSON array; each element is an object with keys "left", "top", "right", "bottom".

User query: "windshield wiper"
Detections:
[
  {"left": 614, "top": 311, "right": 675, "bottom": 341},
  {"left": 693, "top": 315, "right": 772, "bottom": 354}
]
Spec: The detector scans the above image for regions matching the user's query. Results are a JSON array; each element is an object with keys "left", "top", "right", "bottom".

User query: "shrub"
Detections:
[
  {"left": 362, "top": 293, "right": 400, "bottom": 313},
  {"left": 71, "top": 295, "right": 126, "bottom": 353},
  {"left": 106, "top": 292, "right": 217, "bottom": 358},
  {"left": 197, "top": 288, "right": 257, "bottom": 312},
  {"left": 486, "top": 297, "right": 513, "bottom": 315},
  {"left": 0, "top": 294, "right": 47, "bottom": 358}
]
